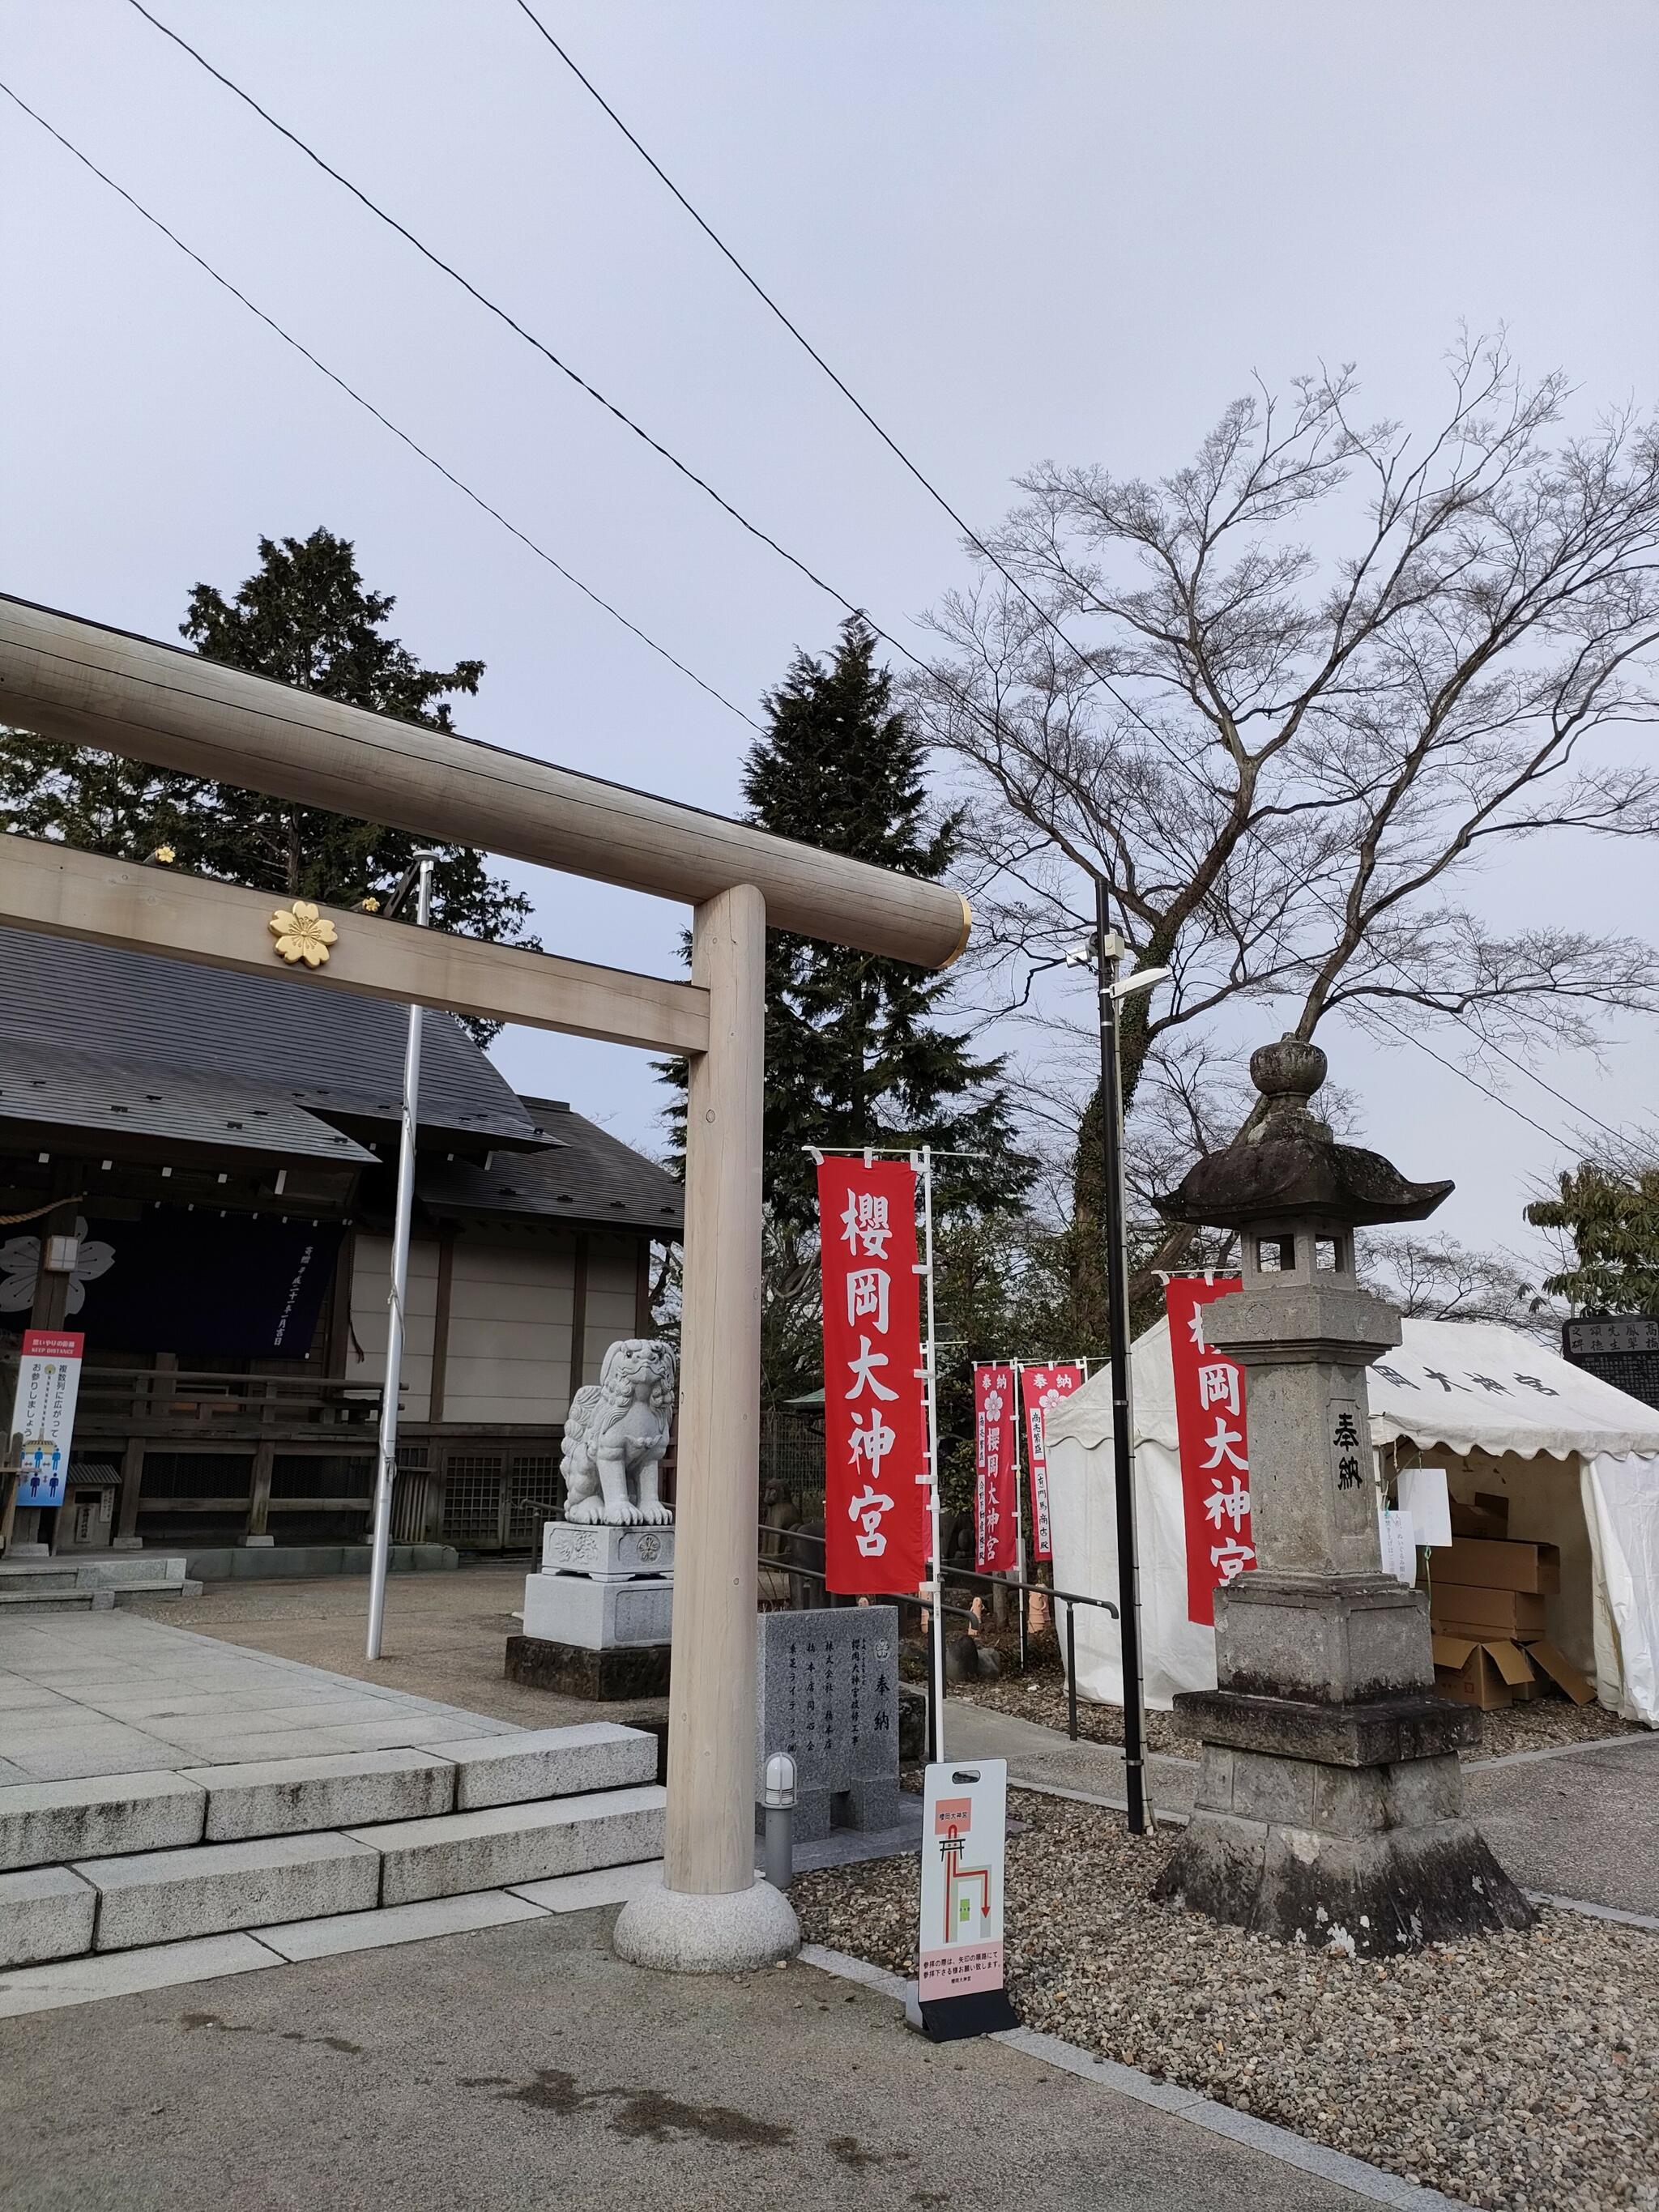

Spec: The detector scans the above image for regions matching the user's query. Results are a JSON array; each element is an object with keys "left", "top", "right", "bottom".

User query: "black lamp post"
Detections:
[{"left": 1092, "top": 880, "right": 1170, "bottom": 1837}]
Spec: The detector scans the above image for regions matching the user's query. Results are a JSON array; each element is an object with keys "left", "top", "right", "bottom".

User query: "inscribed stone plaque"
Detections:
[
  {"left": 1328, "top": 1393, "right": 1371, "bottom": 1537},
  {"left": 755, "top": 1605, "right": 901, "bottom": 1840}
]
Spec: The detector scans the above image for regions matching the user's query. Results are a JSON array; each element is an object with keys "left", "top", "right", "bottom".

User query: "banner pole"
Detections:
[
  {"left": 919, "top": 1144, "right": 946, "bottom": 1763},
  {"left": 1010, "top": 1360, "right": 1029, "bottom": 1672}
]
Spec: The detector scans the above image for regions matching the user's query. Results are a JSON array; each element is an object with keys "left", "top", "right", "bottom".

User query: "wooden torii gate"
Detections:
[{"left": 0, "top": 592, "right": 970, "bottom": 1971}]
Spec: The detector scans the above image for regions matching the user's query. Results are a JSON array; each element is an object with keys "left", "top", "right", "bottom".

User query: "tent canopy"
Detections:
[
  {"left": 1048, "top": 1313, "right": 1659, "bottom": 1464},
  {"left": 1044, "top": 1311, "right": 1659, "bottom": 1725}
]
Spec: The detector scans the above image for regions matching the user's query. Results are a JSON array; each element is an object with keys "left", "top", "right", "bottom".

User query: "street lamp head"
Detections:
[{"left": 1109, "top": 965, "right": 1171, "bottom": 1004}]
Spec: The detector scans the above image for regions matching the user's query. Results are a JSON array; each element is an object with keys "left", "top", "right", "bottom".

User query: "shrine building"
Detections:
[{"left": 0, "top": 924, "right": 682, "bottom": 1562}]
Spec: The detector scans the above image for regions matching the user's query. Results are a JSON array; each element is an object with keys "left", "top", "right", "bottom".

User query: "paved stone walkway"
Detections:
[
  {"left": 0, "top": 1611, "right": 519, "bottom": 1784},
  {"left": 0, "top": 1904, "right": 1397, "bottom": 2212},
  {"left": 947, "top": 1702, "right": 1200, "bottom": 1817},
  {"left": 948, "top": 1693, "right": 1659, "bottom": 1922},
  {"left": 1462, "top": 1732, "right": 1659, "bottom": 1919}
]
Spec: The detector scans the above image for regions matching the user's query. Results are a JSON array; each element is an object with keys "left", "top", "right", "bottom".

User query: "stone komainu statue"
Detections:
[{"left": 560, "top": 1338, "right": 677, "bottom": 1527}]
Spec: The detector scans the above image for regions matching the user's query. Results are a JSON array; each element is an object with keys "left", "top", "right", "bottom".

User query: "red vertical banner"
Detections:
[
  {"left": 973, "top": 1365, "right": 1017, "bottom": 1572},
  {"left": 1018, "top": 1364, "right": 1084, "bottom": 1565},
  {"left": 1166, "top": 1276, "right": 1255, "bottom": 1625},
  {"left": 817, "top": 1157, "right": 930, "bottom": 1595}
]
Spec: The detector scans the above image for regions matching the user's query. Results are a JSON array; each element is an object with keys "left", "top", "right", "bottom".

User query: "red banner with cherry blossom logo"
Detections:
[
  {"left": 1166, "top": 1276, "right": 1256, "bottom": 1626},
  {"left": 817, "top": 1157, "right": 931, "bottom": 1595},
  {"left": 1019, "top": 1364, "right": 1085, "bottom": 1564},
  {"left": 973, "top": 1365, "right": 1017, "bottom": 1572}
]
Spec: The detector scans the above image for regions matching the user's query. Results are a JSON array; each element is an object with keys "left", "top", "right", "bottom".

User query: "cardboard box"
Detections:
[
  {"left": 1527, "top": 1638, "right": 1597, "bottom": 1705},
  {"left": 1431, "top": 1582, "right": 1547, "bottom": 1637},
  {"left": 1442, "top": 1536, "right": 1561, "bottom": 1596},
  {"left": 1448, "top": 1492, "right": 1509, "bottom": 1539},
  {"left": 1433, "top": 1633, "right": 1534, "bottom": 1711}
]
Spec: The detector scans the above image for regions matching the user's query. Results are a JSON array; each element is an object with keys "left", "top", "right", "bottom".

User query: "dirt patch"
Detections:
[{"left": 500, "top": 2067, "right": 794, "bottom": 2150}]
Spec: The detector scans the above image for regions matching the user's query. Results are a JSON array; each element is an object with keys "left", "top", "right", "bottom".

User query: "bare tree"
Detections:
[
  {"left": 1357, "top": 1234, "right": 1559, "bottom": 1340},
  {"left": 910, "top": 335, "right": 1659, "bottom": 1336}
]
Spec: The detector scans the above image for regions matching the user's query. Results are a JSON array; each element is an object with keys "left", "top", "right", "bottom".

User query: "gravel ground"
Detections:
[
  {"left": 954, "top": 1668, "right": 1199, "bottom": 1758},
  {"left": 953, "top": 1660, "right": 1648, "bottom": 1764},
  {"left": 793, "top": 1789, "right": 1658, "bottom": 2212}
]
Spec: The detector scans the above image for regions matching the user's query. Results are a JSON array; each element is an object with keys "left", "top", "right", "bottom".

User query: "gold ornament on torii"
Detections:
[{"left": 267, "top": 901, "right": 338, "bottom": 967}]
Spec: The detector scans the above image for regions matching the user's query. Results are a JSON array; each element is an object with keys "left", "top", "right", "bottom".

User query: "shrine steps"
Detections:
[
  {"left": 0, "top": 1558, "right": 201, "bottom": 1610},
  {"left": 0, "top": 1723, "right": 663, "bottom": 1967}
]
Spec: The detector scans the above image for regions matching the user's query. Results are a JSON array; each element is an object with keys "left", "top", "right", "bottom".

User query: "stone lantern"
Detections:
[{"left": 1150, "top": 1036, "right": 1533, "bottom": 1954}]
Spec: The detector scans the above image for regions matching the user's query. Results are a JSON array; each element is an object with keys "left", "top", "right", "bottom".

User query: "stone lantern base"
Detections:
[{"left": 1154, "top": 1577, "right": 1536, "bottom": 1955}]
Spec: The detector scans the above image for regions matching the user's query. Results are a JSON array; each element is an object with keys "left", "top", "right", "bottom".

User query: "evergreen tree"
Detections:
[
  {"left": 739, "top": 616, "right": 1026, "bottom": 1229},
  {"left": 0, "top": 531, "right": 533, "bottom": 1033},
  {"left": 659, "top": 619, "right": 1029, "bottom": 1404},
  {"left": 1525, "top": 1163, "right": 1659, "bottom": 1315}
]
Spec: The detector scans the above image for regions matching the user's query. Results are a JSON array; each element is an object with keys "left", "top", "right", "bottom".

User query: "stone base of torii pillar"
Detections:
[{"left": 1149, "top": 1037, "right": 1533, "bottom": 1957}]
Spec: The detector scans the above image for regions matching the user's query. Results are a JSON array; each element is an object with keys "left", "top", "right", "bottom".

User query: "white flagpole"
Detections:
[
  {"left": 918, "top": 1145, "right": 945, "bottom": 1762},
  {"left": 366, "top": 852, "right": 437, "bottom": 1663}
]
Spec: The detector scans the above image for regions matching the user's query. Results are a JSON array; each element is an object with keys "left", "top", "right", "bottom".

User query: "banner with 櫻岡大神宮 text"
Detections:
[{"left": 817, "top": 1157, "right": 930, "bottom": 1596}]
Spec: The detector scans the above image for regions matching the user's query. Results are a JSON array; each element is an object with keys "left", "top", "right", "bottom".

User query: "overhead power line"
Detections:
[
  {"left": 94, "top": 11, "right": 1659, "bottom": 1156},
  {"left": 510, "top": 2, "right": 1062, "bottom": 625},
  {"left": 508, "top": 6, "right": 1653, "bottom": 1161},
  {"left": 128, "top": 0, "right": 899, "bottom": 648},
  {"left": 0, "top": 79, "right": 761, "bottom": 731}
]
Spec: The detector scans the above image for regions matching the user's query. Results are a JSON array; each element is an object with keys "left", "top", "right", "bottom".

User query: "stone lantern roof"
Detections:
[{"left": 1156, "top": 1035, "right": 1452, "bottom": 1234}]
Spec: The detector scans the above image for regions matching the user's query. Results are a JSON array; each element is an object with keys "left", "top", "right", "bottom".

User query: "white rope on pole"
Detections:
[
  {"left": 918, "top": 1144, "right": 946, "bottom": 1762},
  {"left": 1009, "top": 1357, "right": 1029, "bottom": 1668}
]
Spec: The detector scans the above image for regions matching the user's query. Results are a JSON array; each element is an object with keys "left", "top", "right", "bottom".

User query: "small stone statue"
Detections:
[{"left": 561, "top": 1338, "right": 677, "bottom": 1526}]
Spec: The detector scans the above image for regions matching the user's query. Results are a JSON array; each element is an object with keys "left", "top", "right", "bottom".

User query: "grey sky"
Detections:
[{"left": 3, "top": 1, "right": 1655, "bottom": 1267}]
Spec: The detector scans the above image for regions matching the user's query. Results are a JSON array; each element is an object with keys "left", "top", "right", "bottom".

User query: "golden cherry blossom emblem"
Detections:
[{"left": 268, "top": 901, "right": 339, "bottom": 968}]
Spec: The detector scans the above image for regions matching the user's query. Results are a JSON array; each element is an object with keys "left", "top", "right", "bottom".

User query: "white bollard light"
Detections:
[{"left": 761, "top": 1750, "right": 797, "bottom": 1892}]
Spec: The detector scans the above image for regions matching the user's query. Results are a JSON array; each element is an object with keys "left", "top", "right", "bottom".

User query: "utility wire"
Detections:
[
  {"left": 0, "top": 79, "right": 761, "bottom": 731},
  {"left": 511, "top": 1, "right": 1065, "bottom": 634},
  {"left": 510, "top": 6, "right": 1651, "bottom": 1159},
  {"left": 103, "top": 11, "right": 1659, "bottom": 1155},
  {"left": 1337, "top": 1013, "right": 1567, "bottom": 1149},
  {"left": 128, "top": 0, "right": 904, "bottom": 651}
]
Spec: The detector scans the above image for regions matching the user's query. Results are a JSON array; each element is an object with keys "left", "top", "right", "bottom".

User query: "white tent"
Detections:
[{"left": 1045, "top": 1315, "right": 1659, "bottom": 1725}]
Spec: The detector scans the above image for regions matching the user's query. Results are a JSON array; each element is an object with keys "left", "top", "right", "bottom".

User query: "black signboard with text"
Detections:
[
  {"left": 1561, "top": 1318, "right": 1659, "bottom": 1415},
  {"left": 0, "top": 1209, "right": 343, "bottom": 1358}
]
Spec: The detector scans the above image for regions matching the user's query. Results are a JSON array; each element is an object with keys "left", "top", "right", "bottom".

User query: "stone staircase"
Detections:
[
  {"left": 0, "top": 1723, "right": 663, "bottom": 1967},
  {"left": 0, "top": 1557, "right": 201, "bottom": 1610}
]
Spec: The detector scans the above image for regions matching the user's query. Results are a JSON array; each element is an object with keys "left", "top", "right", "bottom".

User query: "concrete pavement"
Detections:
[
  {"left": 0, "top": 1609, "right": 520, "bottom": 1784},
  {"left": 1461, "top": 1733, "right": 1659, "bottom": 1919},
  {"left": 126, "top": 1562, "right": 669, "bottom": 1733},
  {"left": 946, "top": 1697, "right": 1659, "bottom": 1920},
  {"left": 945, "top": 1700, "right": 1200, "bottom": 1818},
  {"left": 0, "top": 1904, "right": 1396, "bottom": 2212}
]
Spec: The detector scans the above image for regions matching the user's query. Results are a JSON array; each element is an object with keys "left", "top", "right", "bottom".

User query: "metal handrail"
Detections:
[{"left": 757, "top": 1522, "right": 1119, "bottom": 1743}]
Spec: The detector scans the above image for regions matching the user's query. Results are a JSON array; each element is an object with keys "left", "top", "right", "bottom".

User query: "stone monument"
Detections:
[
  {"left": 1150, "top": 1036, "right": 1534, "bottom": 1954},
  {"left": 505, "top": 1339, "right": 677, "bottom": 1701},
  {"left": 755, "top": 1604, "right": 902, "bottom": 1842}
]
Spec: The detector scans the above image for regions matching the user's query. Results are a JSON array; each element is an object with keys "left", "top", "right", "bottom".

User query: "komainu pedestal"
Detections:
[
  {"left": 1149, "top": 1037, "right": 1533, "bottom": 1955},
  {"left": 508, "top": 1519, "right": 675, "bottom": 1700},
  {"left": 505, "top": 1340, "right": 678, "bottom": 1701}
]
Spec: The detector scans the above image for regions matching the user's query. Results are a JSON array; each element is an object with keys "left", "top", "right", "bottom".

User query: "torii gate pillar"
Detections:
[{"left": 615, "top": 884, "right": 800, "bottom": 1969}]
